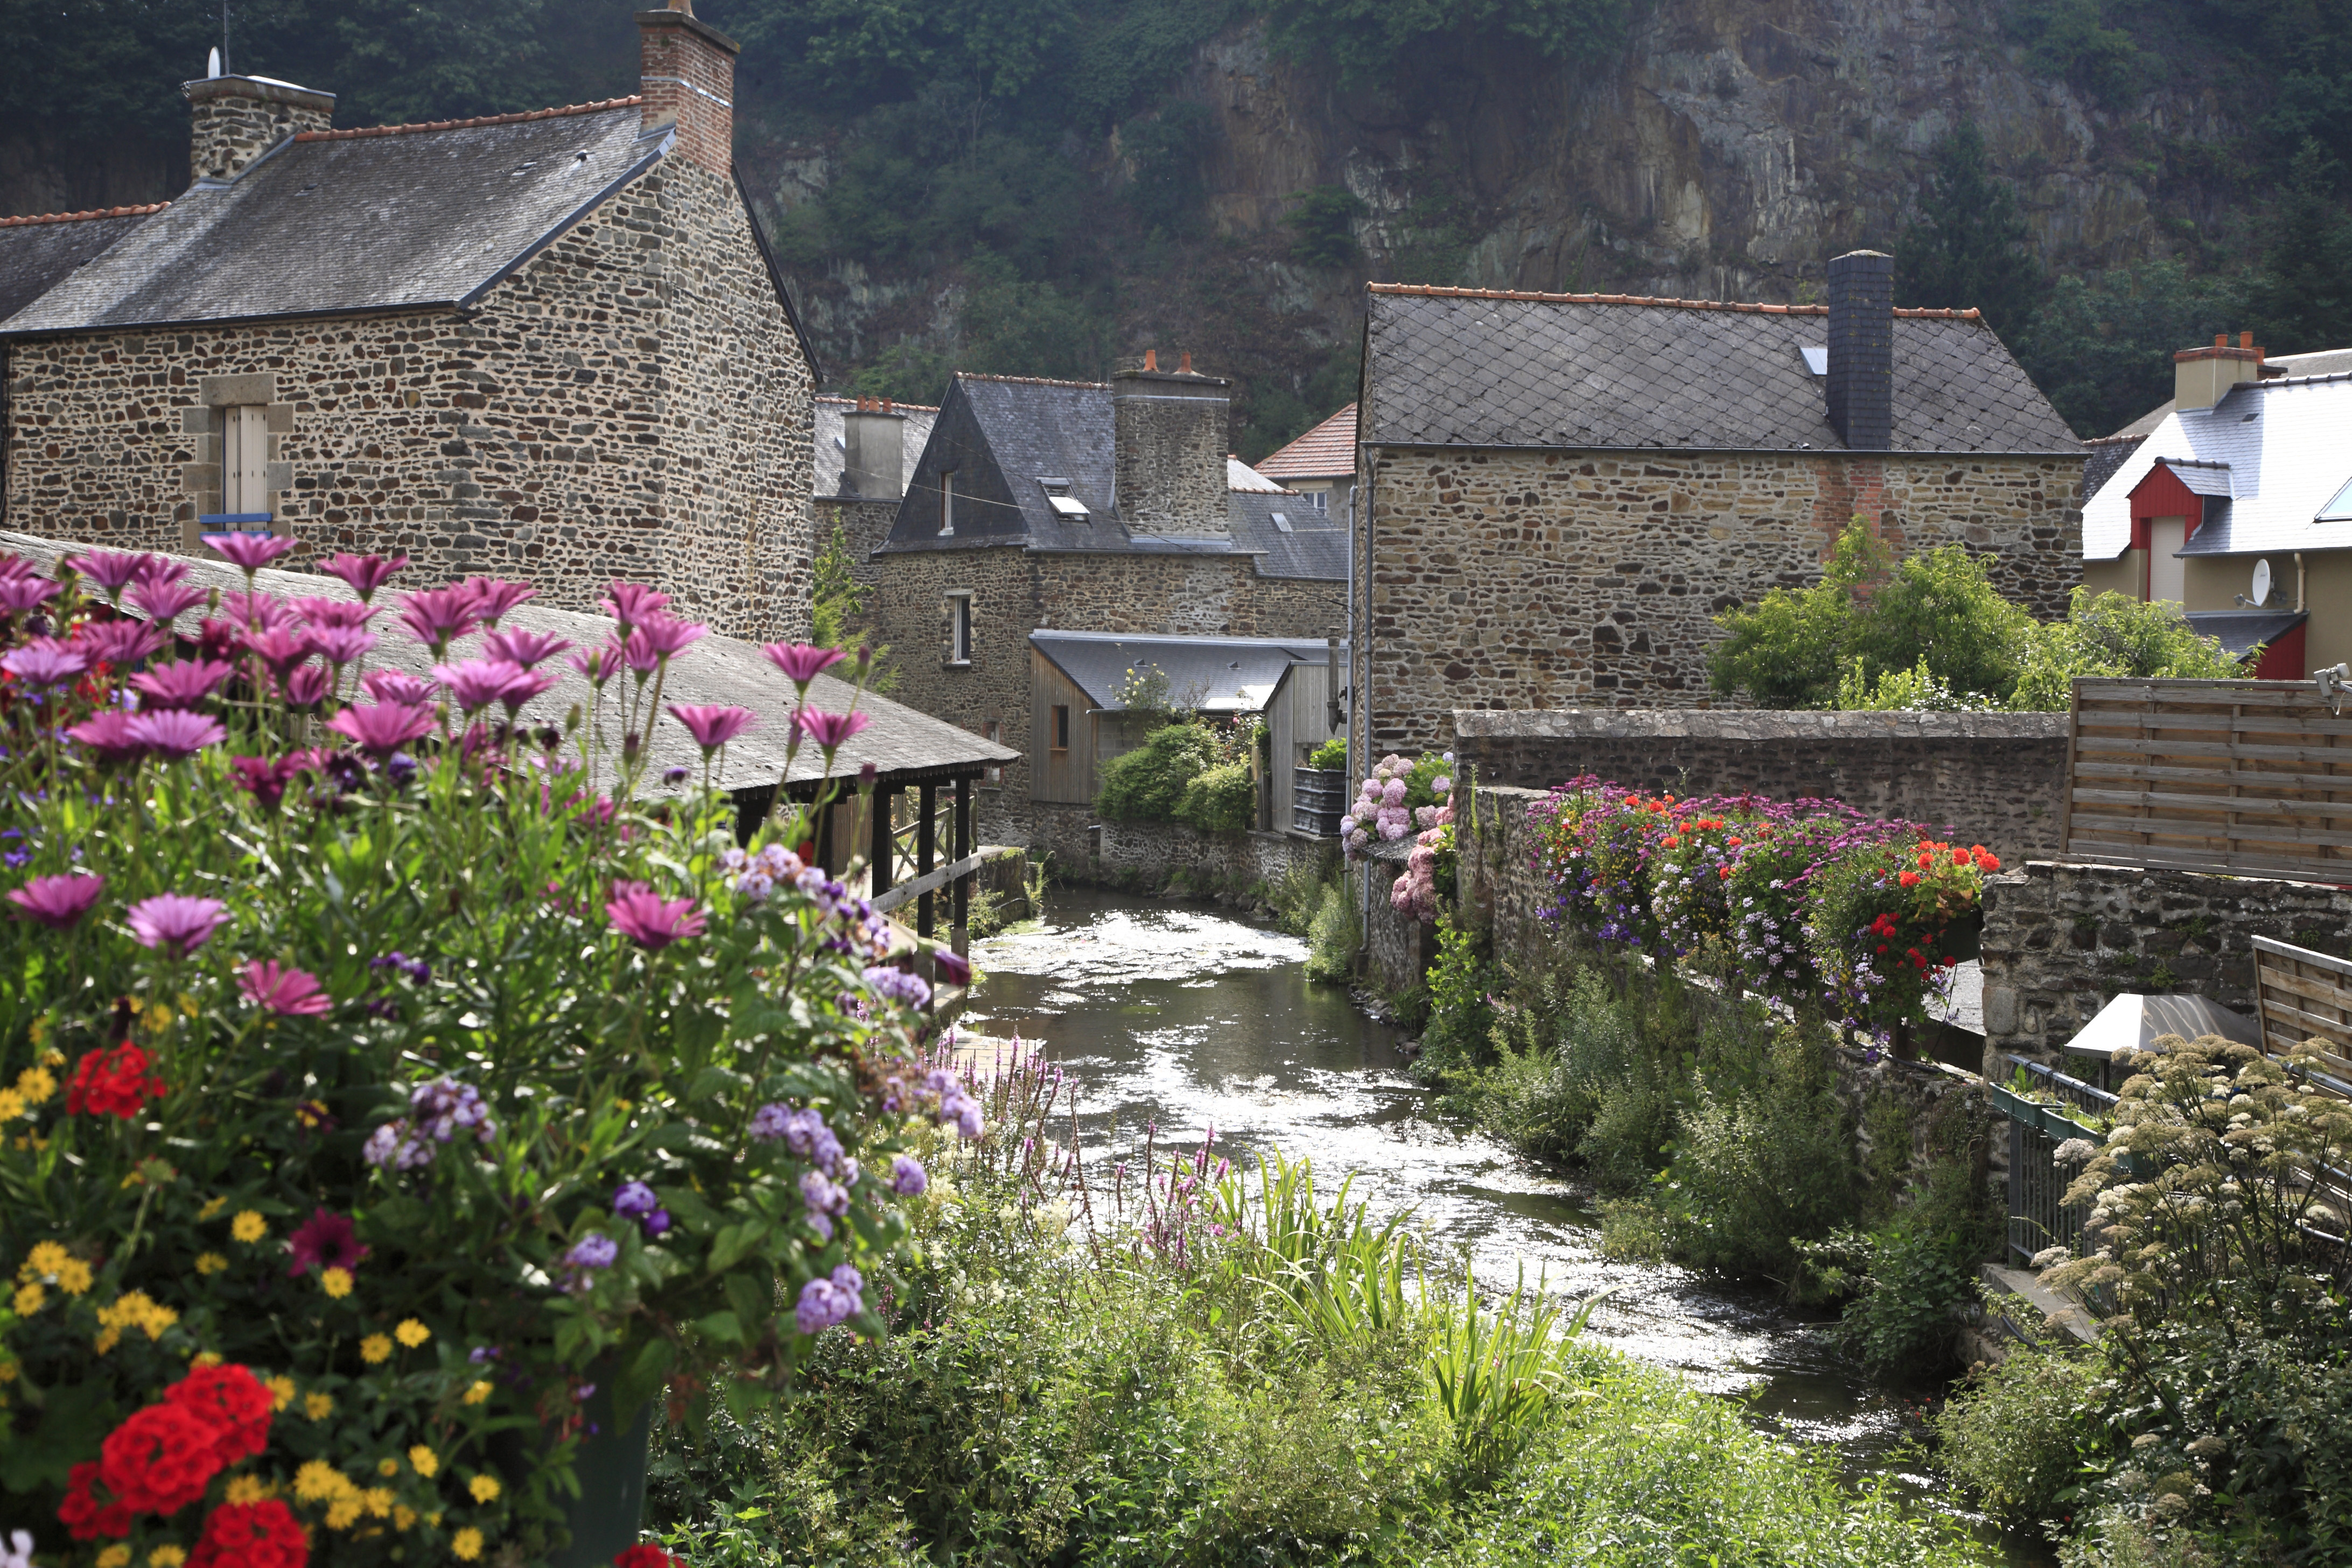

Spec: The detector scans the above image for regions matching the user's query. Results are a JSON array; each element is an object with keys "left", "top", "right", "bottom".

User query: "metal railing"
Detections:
[{"left": 1998, "top": 1055, "right": 2119, "bottom": 1266}]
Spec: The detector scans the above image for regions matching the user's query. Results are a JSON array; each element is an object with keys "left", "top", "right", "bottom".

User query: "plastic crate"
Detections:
[{"left": 1291, "top": 766, "right": 1347, "bottom": 837}]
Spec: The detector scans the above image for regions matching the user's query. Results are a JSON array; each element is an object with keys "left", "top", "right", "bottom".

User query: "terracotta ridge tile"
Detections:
[
  {"left": 1364, "top": 281, "right": 1984, "bottom": 321},
  {"left": 0, "top": 202, "right": 169, "bottom": 227},
  {"left": 293, "top": 96, "right": 644, "bottom": 143}
]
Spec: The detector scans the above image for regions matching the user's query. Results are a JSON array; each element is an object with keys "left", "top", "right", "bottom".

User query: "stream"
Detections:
[{"left": 961, "top": 887, "right": 2051, "bottom": 1566}]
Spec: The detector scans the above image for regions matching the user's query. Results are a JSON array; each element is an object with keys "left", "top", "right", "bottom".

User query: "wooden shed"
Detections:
[{"left": 1264, "top": 648, "right": 1346, "bottom": 834}]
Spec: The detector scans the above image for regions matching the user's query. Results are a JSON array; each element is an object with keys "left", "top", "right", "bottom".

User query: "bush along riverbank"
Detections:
[{"left": 643, "top": 1045, "right": 1987, "bottom": 1567}]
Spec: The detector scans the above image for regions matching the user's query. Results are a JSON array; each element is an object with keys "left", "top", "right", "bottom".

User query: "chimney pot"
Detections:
[
  {"left": 1179, "top": 351, "right": 1193, "bottom": 374},
  {"left": 1824, "top": 249, "right": 1893, "bottom": 451},
  {"left": 1144, "top": 348, "right": 1158, "bottom": 372},
  {"left": 637, "top": 6, "right": 738, "bottom": 178},
  {"left": 2239, "top": 331, "right": 2253, "bottom": 350},
  {"left": 2173, "top": 333, "right": 2265, "bottom": 410}
]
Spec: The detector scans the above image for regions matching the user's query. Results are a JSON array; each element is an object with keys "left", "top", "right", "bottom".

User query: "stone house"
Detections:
[
  {"left": 2078, "top": 336, "right": 2350, "bottom": 680},
  {"left": 809, "top": 393, "right": 936, "bottom": 610},
  {"left": 865, "top": 357, "right": 1347, "bottom": 839},
  {"left": 1255, "top": 402, "right": 1357, "bottom": 523},
  {"left": 1349, "top": 251, "right": 2086, "bottom": 755},
  {"left": 0, "top": 4, "right": 818, "bottom": 640}
]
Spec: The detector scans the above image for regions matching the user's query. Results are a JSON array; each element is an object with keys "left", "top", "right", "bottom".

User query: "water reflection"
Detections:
[{"left": 965, "top": 889, "right": 2049, "bottom": 1564}]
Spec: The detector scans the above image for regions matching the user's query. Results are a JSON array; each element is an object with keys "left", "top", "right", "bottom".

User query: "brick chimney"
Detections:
[
  {"left": 182, "top": 74, "right": 334, "bottom": 186},
  {"left": 2174, "top": 332, "right": 2264, "bottom": 412},
  {"left": 1825, "top": 249, "right": 1893, "bottom": 451},
  {"left": 638, "top": 3, "right": 737, "bottom": 178},
  {"left": 1113, "top": 351, "right": 1231, "bottom": 537},
  {"left": 841, "top": 397, "right": 905, "bottom": 501}
]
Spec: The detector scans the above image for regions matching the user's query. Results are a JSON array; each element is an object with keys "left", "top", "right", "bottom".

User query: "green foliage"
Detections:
[
  {"left": 1933, "top": 1345, "right": 2100, "bottom": 1521},
  {"left": 1896, "top": 122, "right": 2045, "bottom": 335},
  {"left": 2246, "top": 137, "right": 2352, "bottom": 354},
  {"left": 2007, "top": 0, "right": 2147, "bottom": 106},
  {"left": 2013, "top": 261, "right": 2249, "bottom": 439},
  {"left": 1262, "top": 0, "right": 1635, "bottom": 88},
  {"left": 1303, "top": 881, "right": 1360, "bottom": 984},
  {"left": 1707, "top": 522, "right": 1883, "bottom": 706},
  {"left": 1123, "top": 101, "right": 1215, "bottom": 233},
  {"left": 1305, "top": 737, "right": 1349, "bottom": 771},
  {"left": 1835, "top": 657, "right": 1995, "bottom": 712},
  {"left": 1096, "top": 719, "right": 1256, "bottom": 829},
  {"left": 1817, "top": 1153, "right": 2003, "bottom": 1383},
  {"left": 1284, "top": 184, "right": 1366, "bottom": 267},
  {"left": 2008, "top": 590, "right": 2246, "bottom": 710},
  {"left": 1174, "top": 759, "right": 1257, "bottom": 835},
  {"left": 810, "top": 517, "right": 897, "bottom": 690},
  {"left": 1415, "top": 914, "right": 1495, "bottom": 1072},
  {"left": 734, "top": 0, "right": 1078, "bottom": 109}
]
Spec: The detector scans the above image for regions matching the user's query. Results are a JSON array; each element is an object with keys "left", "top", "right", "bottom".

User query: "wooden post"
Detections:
[
  {"left": 953, "top": 774, "right": 972, "bottom": 958},
  {"left": 814, "top": 791, "right": 832, "bottom": 872},
  {"left": 870, "top": 786, "right": 894, "bottom": 897},
  {"left": 916, "top": 782, "right": 937, "bottom": 937}
]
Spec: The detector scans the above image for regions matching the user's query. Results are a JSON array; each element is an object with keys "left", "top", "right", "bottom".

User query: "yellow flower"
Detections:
[
  {"left": 393, "top": 1505, "right": 418, "bottom": 1531},
  {"left": 57, "top": 1258, "right": 92, "bottom": 1295},
  {"left": 98, "top": 1291, "right": 178, "bottom": 1340},
  {"left": 394, "top": 1319, "right": 430, "bottom": 1348},
  {"left": 20, "top": 1241, "right": 68, "bottom": 1282},
  {"left": 149, "top": 1548, "right": 188, "bottom": 1567},
  {"left": 377, "top": 1457, "right": 400, "bottom": 1478},
  {"left": 359, "top": 1334, "right": 393, "bottom": 1364},
  {"left": 407, "top": 1445, "right": 439, "bottom": 1478},
  {"left": 94, "top": 1326, "right": 121, "bottom": 1355},
  {"left": 225, "top": 1475, "right": 277, "bottom": 1504},
  {"left": 463, "top": 1380, "right": 492, "bottom": 1406},
  {"left": 0, "top": 1090, "right": 23, "bottom": 1122},
  {"left": 192, "top": 1352, "right": 222, "bottom": 1369},
  {"left": 362, "top": 1486, "right": 394, "bottom": 1518},
  {"left": 293, "top": 1460, "right": 356, "bottom": 1502},
  {"left": 96, "top": 1546, "right": 131, "bottom": 1568},
  {"left": 198, "top": 1196, "right": 229, "bottom": 1221},
  {"left": 231, "top": 1211, "right": 267, "bottom": 1243},
  {"left": 325, "top": 1497, "right": 363, "bottom": 1530},
  {"left": 15, "top": 1066, "right": 55, "bottom": 1104},
  {"left": 265, "top": 1375, "right": 297, "bottom": 1412},
  {"left": 194, "top": 1252, "right": 228, "bottom": 1276},
  {"left": 320, "top": 1266, "right": 353, "bottom": 1298},
  {"left": 0, "top": 1360, "right": 17, "bottom": 1382},
  {"left": 467, "top": 1474, "right": 501, "bottom": 1503},
  {"left": 304, "top": 1392, "right": 335, "bottom": 1420},
  {"left": 12, "top": 1283, "right": 43, "bottom": 1315},
  {"left": 450, "top": 1527, "right": 484, "bottom": 1561}
]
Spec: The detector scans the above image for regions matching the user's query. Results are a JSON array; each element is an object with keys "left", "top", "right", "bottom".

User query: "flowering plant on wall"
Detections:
[
  {"left": 0, "top": 543, "right": 972, "bottom": 1566},
  {"left": 1527, "top": 778, "right": 1679, "bottom": 948},
  {"left": 1342, "top": 751, "right": 1452, "bottom": 858},
  {"left": 1806, "top": 835, "right": 1999, "bottom": 1042}
]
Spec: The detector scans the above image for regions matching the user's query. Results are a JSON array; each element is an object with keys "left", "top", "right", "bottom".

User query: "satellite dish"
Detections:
[
  {"left": 207, "top": 46, "right": 221, "bottom": 78},
  {"left": 2252, "top": 558, "right": 2273, "bottom": 607}
]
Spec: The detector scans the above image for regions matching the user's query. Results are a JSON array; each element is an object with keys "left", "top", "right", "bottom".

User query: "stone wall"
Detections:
[
  {"left": 3, "top": 158, "right": 812, "bottom": 640},
  {"left": 1453, "top": 709, "right": 2071, "bottom": 862},
  {"left": 1455, "top": 784, "right": 1556, "bottom": 973},
  {"left": 1358, "top": 445, "right": 2082, "bottom": 753},
  {"left": 1025, "top": 801, "right": 1334, "bottom": 890},
  {"left": 1978, "top": 860, "right": 2352, "bottom": 1069}
]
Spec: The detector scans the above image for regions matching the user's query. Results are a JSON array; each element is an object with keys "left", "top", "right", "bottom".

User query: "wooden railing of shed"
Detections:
[
  {"left": 2060, "top": 678, "right": 2352, "bottom": 882},
  {"left": 2253, "top": 936, "right": 2352, "bottom": 1101}
]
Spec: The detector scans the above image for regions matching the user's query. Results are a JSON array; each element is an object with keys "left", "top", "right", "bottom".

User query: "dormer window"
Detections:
[{"left": 1038, "top": 477, "right": 1088, "bottom": 523}]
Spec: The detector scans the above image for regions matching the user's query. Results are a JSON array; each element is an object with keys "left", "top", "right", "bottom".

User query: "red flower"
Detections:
[
  {"left": 1716, "top": 865, "right": 1732, "bottom": 880},
  {"left": 1876, "top": 943, "right": 1888, "bottom": 954},
  {"left": 59, "top": 1461, "right": 132, "bottom": 1539},
  {"left": 66, "top": 1042, "right": 164, "bottom": 1118},
  {"left": 100, "top": 1401, "right": 226, "bottom": 1514},
  {"left": 1898, "top": 871, "right": 1920, "bottom": 888},
  {"left": 190, "top": 1498, "right": 309, "bottom": 1568},
  {"left": 285, "top": 1208, "right": 368, "bottom": 1277},
  {"left": 166, "top": 1363, "right": 274, "bottom": 1466},
  {"left": 1975, "top": 849, "right": 2001, "bottom": 871},
  {"left": 614, "top": 1547, "right": 677, "bottom": 1568}
]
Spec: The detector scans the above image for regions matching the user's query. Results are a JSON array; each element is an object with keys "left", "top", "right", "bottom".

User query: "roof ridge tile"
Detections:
[
  {"left": 294, "top": 96, "right": 643, "bottom": 142},
  {"left": 956, "top": 370, "right": 1111, "bottom": 390},
  {"left": 0, "top": 202, "right": 169, "bottom": 228},
  {"left": 1364, "top": 281, "right": 1984, "bottom": 321}
]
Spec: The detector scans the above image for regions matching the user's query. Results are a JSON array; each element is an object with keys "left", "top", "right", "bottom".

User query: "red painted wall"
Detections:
[
  {"left": 2128, "top": 463, "right": 2205, "bottom": 550},
  {"left": 2253, "top": 621, "right": 2308, "bottom": 681}
]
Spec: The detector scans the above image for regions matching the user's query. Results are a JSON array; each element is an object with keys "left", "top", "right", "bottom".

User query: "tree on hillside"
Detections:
[
  {"left": 1895, "top": 123, "right": 2045, "bottom": 337},
  {"left": 2246, "top": 138, "right": 2352, "bottom": 353},
  {"left": 2012, "top": 261, "right": 2246, "bottom": 437}
]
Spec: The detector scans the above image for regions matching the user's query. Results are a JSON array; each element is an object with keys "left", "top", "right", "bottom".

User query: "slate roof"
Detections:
[
  {"left": 813, "top": 396, "right": 939, "bottom": 500},
  {"left": 0, "top": 206, "right": 167, "bottom": 322},
  {"left": 2101, "top": 346, "right": 2352, "bottom": 440},
  {"left": 2082, "top": 373, "right": 2352, "bottom": 561},
  {"left": 1227, "top": 456, "right": 1286, "bottom": 492},
  {"left": 0, "top": 530, "right": 1014, "bottom": 792},
  {"left": 875, "top": 374, "right": 1346, "bottom": 580},
  {"left": 2184, "top": 610, "right": 2307, "bottom": 659},
  {"left": 1256, "top": 403, "right": 1356, "bottom": 480},
  {"left": 1360, "top": 284, "right": 2081, "bottom": 454},
  {"left": 2081, "top": 435, "right": 2145, "bottom": 500},
  {"left": 1030, "top": 629, "right": 1338, "bottom": 713}
]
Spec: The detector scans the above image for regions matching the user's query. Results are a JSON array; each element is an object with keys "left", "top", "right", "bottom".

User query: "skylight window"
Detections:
[
  {"left": 1800, "top": 346, "right": 1828, "bottom": 377},
  {"left": 2322, "top": 472, "right": 2352, "bottom": 522},
  {"left": 1038, "top": 477, "right": 1087, "bottom": 522},
  {"left": 1270, "top": 511, "right": 1293, "bottom": 533}
]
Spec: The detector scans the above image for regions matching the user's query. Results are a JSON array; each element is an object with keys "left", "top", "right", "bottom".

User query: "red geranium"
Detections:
[
  {"left": 166, "top": 1362, "right": 274, "bottom": 1466},
  {"left": 59, "top": 1461, "right": 132, "bottom": 1539},
  {"left": 65, "top": 1041, "right": 164, "bottom": 1118},
  {"left": 190, "top": 1498, "right": 309, "bottom": 1568},
  {"left": 614, "top": 1548, "right": 677, "bottom": 1568},
  {"left": 100, "top": 1399, "right": 227, "bottom": 1513}
]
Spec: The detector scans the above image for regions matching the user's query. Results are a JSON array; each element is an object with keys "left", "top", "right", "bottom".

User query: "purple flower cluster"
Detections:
[
  {"left": 369, "top": 950, "right": 433, "bottom": 984},
  {"left": 612, "top": 1179, "right": 671, "bottom": 1237},
  {"left": 889, "top": 1154, "right": 928, "bottom": 1196},
  {"left": 794, "top": 1264, "right": 864, "bottom": 1335},
  {"left": 863, "top": 964, "right": 932, "bottom": 1011},
  {"left": 798, "top": 1168, "right": 853, "bottom": 1240},
  {"left": 363, "top": 1074, "right": 495, "bottom": 1170},
  {"left": 564, "top": 1232, "right": 620, "bottom": 1282},
  {"left": 719, "top": 841, "right": 804, "bottom": 902},
  {"left": 752, "top": 1104, "right": 867, "bottom": 1238},
  {"left": 883, "top": 1066, "right": 983, "bottom": 1140}
]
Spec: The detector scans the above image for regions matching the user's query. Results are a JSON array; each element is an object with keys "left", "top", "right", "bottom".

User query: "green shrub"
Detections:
[
  {"left": 1597, "top": 1199, "right": 1671, "bottom": 1264},
  {"left": 1095, "top": 719, "right": 1222, "bottom": 820},
  {"left": 1283, "top": 183, "right": 1364, "bottom": 267},
  {"left": 2008, "top": 590, "right": 2246, "bottom": 710},
  {"left": 1305, "top": 737, "right": 1348, "bottom": 771},
  {"left": 1823, "top": 1222, "right": 1982, "bottom": 1381},
  {"left": 1174, "top": 758, "right": 1257, "bottom": 835},
  {"left": 1415, "top": 915, "right": 1496, "bottom": 1073},
  {"left": 1303, "top": 883, "right": 1359, "bottom": 984},
  {"left": 1663, "top": 1034, "right": 1863, "bottom": 1286},
  {"left": 1934, "top": 1345, "right": 2100, "bottom": 1521}
]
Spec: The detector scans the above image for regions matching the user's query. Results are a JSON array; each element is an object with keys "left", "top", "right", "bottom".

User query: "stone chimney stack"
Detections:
[
  {"left": 638, "top": 2, "right": 738, "bottom": 178},
  {"left": 2173, "top": 332, "right": 2264, "bottom": 411},
  {"left": 1112, "top": 351, "right": 1231, "bottom": 537},
  {"left": 841, "top": 397, "right": 905, "bottom": 501},
  {"left": 1825, "top": 249, "right": 1893, "bottom": 451},
  {"left": 183, "top": 73, "right": 334, "bottom": 186}
]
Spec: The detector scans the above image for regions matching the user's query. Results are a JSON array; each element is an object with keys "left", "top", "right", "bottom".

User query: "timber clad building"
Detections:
[
  {"left": 1351, "top": 253, "right": 2087, "bottom": 753},
  {"left": 0, "top": 6, "right": 818, "bottom": 641}
]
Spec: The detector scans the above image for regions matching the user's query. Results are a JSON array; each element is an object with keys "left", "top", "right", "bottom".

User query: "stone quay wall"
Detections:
[
  {"left": 1025, "top": 801, "right": 1333, "bottom": 891},
  {"left": 1357, "top": 445, "right": 2082, "bottom": 754},
  {"left": 1978, "top": 860, "right": 2352, "bottom": 1069},
  {"left": 3, "top": 160, "right": 813, "bottom": 640},
  {"left": 1452, "top": 709, "right": 2071, "bottom": 863}
]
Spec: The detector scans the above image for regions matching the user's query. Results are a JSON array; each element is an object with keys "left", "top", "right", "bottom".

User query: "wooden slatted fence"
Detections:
[
  {"left": 2253, "top": 935, "right": 2352, "bottom": 1100},
  {"left": 2061, "top": 678, "right": 2352, "bottom": 883}
]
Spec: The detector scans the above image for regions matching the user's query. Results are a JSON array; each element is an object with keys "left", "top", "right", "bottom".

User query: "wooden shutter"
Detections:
[{"left": 224, "top": 405, "right": 270, "bottom": 516}]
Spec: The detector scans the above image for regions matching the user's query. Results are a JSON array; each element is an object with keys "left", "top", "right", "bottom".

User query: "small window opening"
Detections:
[
  {"left": 939, "top": 471, "right": 956, "bottom": 536},
  {"left": 948, "top": 592, "right": 974, "bottom": 664},
  {"left": 1052, "top": 705, "right": 1070, "bottom": 752}
]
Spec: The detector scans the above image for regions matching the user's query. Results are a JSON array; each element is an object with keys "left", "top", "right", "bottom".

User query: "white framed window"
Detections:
[
  {"left": 947, "top": 590, "right": 973, "bottom": 664},
  {"left": 938, "top": 470, "right": 956, "bottom": 536},
  {"left": 1305, "top": 488, "right": 1328, "bottom": 513},
  {"left": 223, "top": 405, "right": 271, "bottom": 517}
]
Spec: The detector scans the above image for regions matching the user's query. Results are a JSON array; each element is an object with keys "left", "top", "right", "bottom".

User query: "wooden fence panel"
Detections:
[
  {"left": 2253, "top": 936, "right": 2352, "bottom": 1100},
  {"left": 2061, "top": 678, "right": 2352, "bottom": 882}
]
